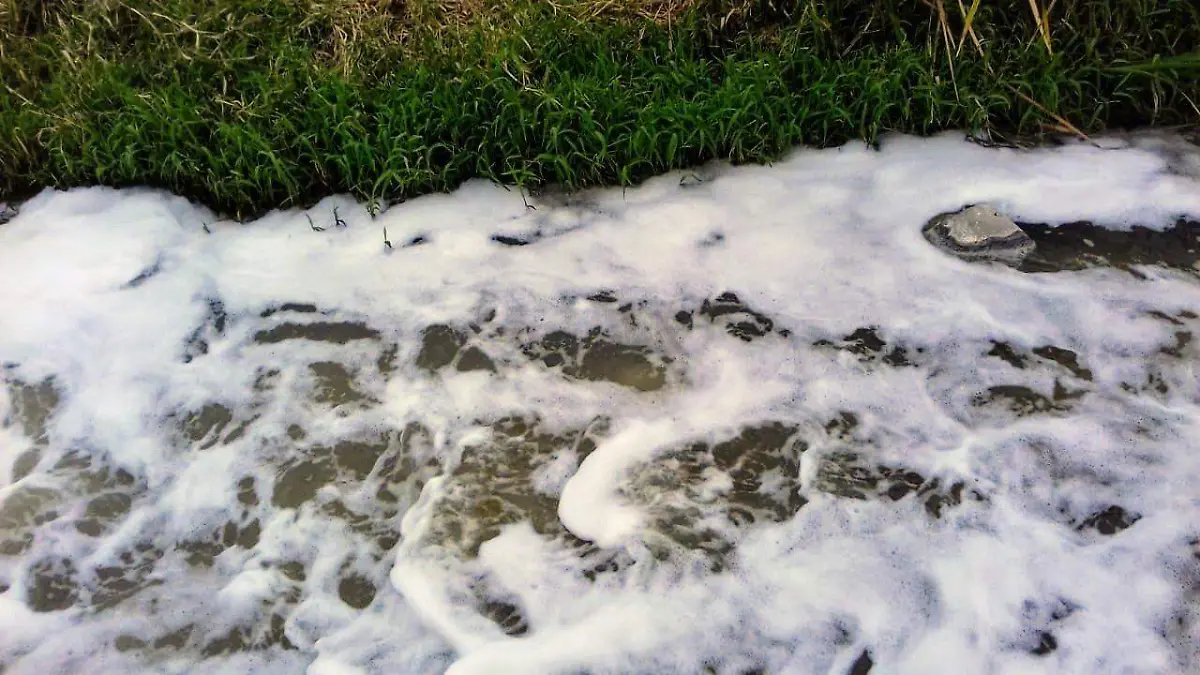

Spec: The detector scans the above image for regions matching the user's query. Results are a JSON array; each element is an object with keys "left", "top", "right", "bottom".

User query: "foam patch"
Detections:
[{"left": 1, "top": 133, "right": 1199, "bottom": 675}]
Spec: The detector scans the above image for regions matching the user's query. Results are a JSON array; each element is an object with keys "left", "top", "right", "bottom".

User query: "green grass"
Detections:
[{"left": 1, "top": 0, "right": 1198, "bottom": 217}]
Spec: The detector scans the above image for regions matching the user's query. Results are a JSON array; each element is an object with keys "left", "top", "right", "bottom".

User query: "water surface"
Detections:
[{"left": 1, "top": 134, "right": 1199, "bottom": 675}]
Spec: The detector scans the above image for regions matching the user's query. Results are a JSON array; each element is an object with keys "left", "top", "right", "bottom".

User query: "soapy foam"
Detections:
[{"left": 0, "top": 133, "right": 1199, "bottom": 674}]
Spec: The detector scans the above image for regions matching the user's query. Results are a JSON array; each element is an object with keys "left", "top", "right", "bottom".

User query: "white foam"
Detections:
[{"left": 1, "top": 133, "right": 1199, "bottom": 674}]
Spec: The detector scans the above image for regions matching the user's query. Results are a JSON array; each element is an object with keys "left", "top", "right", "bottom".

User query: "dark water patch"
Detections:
[
  {"left": 587, "top": 291, "right": 619, "bottom": 303},
  {"left": 813, "top": 453, "right": 981, "bottom": 518},
  {"left": 6, "top": 451, "right": 142, "bottom": 551},
  {"left": 921, "top": 480, "right": 983, "bottom": 519},
  {"left": 237, "top": 519, "right": 262, "bottom": 548},
  {"left": 816, "top": 327, "right": 921, "bottom": 366},
  {"left": 373, "top": 424, "right": 442, "bottom": 510},
  {"left": 11, "top": 447, "right": 42, "bottom": 481},
  {"left": 179, "top": 403, "right": 233, "bottom": 448},
  {"left": 254, "top": 321, "right": 380, "bottom": 344},
  {"left": 183, "top": 299, "right": 227, "bottom": 363},
  {"left": 279, "top": 561, "right": 306, "bottom": 582},
  {"left": 829, "top": 327, "right": 884, "bottom": 354},
  {"left": 272, "top": 431, "right": 423, "bottom": 527},
  {"left": 1121, "top": 369, "right": 1173, "bottom": 400},
  {"left": 236, "top": 477, "right": 259, "bottom": 506},
  {"left": 622, "top": 424, "right": 806, "bottom": 564},
  {"left": 424, "top": 417, "right": 600, "bottom": 557},
  {"left": 481, "top": 597, "right": 530, "bottom": 636},
  {"left": 253, "top": 367, "right": 281, "bottom": 395},
  {"left": 201, "top": 628, "right": 251, "bottom": 656},
  {"left": 377, "top": 343, "right": 399, "bottom": 374},
  {"left": 1050, "top": 380, "right": 1089, "bottom": 404},
  {"left": 221, "top": 419, "right": 255, "bottom": 445},
  {"left": 579, "top": 546, "right": 637, "bottom": 582},
  {"left": 493, "top": 218, "right": 589, "bottom": 247},
  {"left": 972, "top": 385, "right": 1069, "bottom": 416},
  {"left": 1077, "top": 505, "right": 1140, "bottom": 536},
  {"left": 272, "top": 459, "right": 337, "bottom": 509},
  {"left": 338, "top": 573, "right": 377, "bottom": 609},
  {"left": 416, "top": 325, "right": 467, "bottom": 372},
  {"left": 492, "top": 233, "right": 536, "bottom": 247},
  {"left": 527, "top": 330, "right": 577, "bottom": 370},
  {"left": 177, "top": 533, "right": 227, "bottom": 568},
  {"left": 420, "top": 313, "right": 675, "bottom": 388},
  {"left": 1147, "top": 309, "right": 1190, "bottom": 326},
  {"left": 321, "top": 500, "right": 383, "bottom": 544},
  {"left": 1030, "top": 631, "right": 1057, "bottom": 656},
  {"left": 3, "top": 376, "right": 60, "bottom": 444},
  {"left": 1018, "top": 219, "right": 1200, "bottom": 275},
  {"left": 824, "top": 411, "right": 860, "bottom": 440},
  {"left": 51, "top": 448, "right": 138, "bottom": 493},
  {"left": 309, "top": 361, "right": 368, "bottom": 407},
  {"left": 0, "top": 532, "right": 34, "bottom": 555},
  {"left": 153, "top": 625, "right": 194, "bottom": 650},
  {"left": 1161, "top": 329, "right": 1190, "bottom": 357},
  {"left": 710, "top": 423, "right": 808, "bottom": 521},
  {"left": 200, "top": 615, "right": 298, "bottom": 656},
  {"left": 331, "top": 437, "right": 390, "bottom": 481},
  {"left": 848, "top": 649, "right": 874, "bottom": 674},
  {"left": 115, "top": 634, "right": 148, "bottom": 652},
  {"left": 90, "top": 544, "right": 164, "bottom": 610},
  {"left": 175, "top": 519, "right": 259, "bottom": 569},
  {"left": 0, "top": 486, "right": 60, "bottom": 532},
  {"left": 697, "top": 292, "right": 775, "bottom": 342},
  {"left": 52, "top": 448, "right": 91, "bottom": 471},
  {"left": 259, "top": 302, "right": 319, "bottom": 318},
  {"left": 1152, "top": 309, "right": 1200, "bottom": 362},
  {"left": 26, "top": 556, "right": 79, "bottom": 612},
  {"left": 1032, "top": 346, "right": 1093, "bottom": 381},
  {"left": 987, "top": 341, "right": 1028, "bottom": 368},
  {"left": 122, "top": 259, "right": 163, "bottom": 289},
  {"left": 456, "top": 346, "right": 497, "bottom": 373},
  {"left": 575, "top": 339, "right": 665, "bottom": 391},
  {"left": 524, "top": 329, "right": 668, "bottom": 391},
  {"left": 815, "top": 453, "right": 906, "bottom": 500},
  {"left": 75, "top": 492, "right": 132, "bottom": 537}
]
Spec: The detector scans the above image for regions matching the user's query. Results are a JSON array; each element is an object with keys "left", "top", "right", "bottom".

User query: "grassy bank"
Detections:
[{"left": 1, "top": 0, "right": 1198, "bottom": 217}]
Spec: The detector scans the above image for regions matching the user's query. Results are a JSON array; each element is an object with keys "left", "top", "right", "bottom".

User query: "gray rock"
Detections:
[
  {"left": 923, "top": 204, "right": 1034, "bottom": 266},
  {"left": 0, "top": 202, "right": 16, "bottom": 226}
]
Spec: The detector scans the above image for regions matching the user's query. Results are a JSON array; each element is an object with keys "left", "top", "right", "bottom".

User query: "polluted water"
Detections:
[{"left": 1, "top": 133, "right": 1199, "bottom": 675}]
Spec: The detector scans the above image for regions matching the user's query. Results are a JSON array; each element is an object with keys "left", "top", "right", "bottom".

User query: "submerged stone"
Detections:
[{"left": 923, "top": 204, "right": 1035, "bottom": 266}]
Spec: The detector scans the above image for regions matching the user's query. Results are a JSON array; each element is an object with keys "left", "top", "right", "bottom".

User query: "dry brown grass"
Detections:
[{"left": 0, "top": 0, "right": 1077, "bottom": 55}]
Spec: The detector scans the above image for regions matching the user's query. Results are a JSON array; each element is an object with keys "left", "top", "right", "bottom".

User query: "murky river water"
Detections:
[{"left": 1, "top": 134, "right": 1199, "bottom": 675}]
